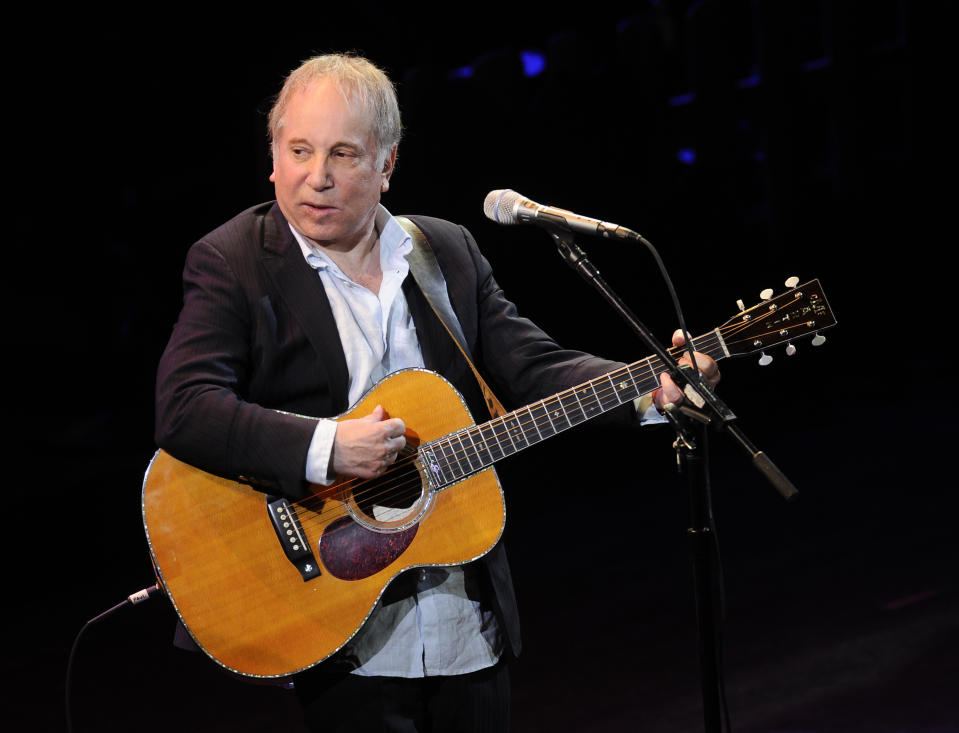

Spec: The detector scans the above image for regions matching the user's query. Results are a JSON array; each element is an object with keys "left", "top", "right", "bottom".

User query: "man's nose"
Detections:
[{"left": 306, "top": 158, "right": 333, "bottom": 189}]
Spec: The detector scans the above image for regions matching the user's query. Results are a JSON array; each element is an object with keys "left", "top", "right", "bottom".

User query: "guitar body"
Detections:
[{"left": 142, "top": 369, "right": 505, "bottom": 679}]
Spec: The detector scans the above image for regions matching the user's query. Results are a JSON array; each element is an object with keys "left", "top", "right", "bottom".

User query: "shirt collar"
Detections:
[{"left": 290, "top": 204, "right": 413, "bottom": 275}]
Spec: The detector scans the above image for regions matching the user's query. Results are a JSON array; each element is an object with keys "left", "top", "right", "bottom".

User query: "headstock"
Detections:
[{"left": 719, "top": 278, "right": 837, "bottom": 363}]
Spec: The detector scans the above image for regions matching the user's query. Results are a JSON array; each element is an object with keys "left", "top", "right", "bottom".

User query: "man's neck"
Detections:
[{"left": 319, "top": 226, "right": 383, "bottom": 294}]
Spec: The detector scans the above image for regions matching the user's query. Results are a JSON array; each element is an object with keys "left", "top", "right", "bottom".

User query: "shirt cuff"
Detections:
[
  {"left": 306, "top": 418, "right": 338, "bottom": 485},
  {"left": 634, "top": 394, "right": 666, "bottom": 425}
]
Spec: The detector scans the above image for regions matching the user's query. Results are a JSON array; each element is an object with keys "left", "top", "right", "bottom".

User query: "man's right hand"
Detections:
[{"left": 331, "top": 405, "right": 407, "bottom": 479}]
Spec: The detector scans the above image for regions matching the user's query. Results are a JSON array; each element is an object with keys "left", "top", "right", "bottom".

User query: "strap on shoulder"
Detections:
[{"left": 396, "top": 216, "right": 506, "bottom": 419}]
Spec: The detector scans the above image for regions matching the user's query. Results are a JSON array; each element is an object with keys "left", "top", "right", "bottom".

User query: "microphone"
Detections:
[{"left": 483, "top": 189, "right": 638, "bottom": 240}]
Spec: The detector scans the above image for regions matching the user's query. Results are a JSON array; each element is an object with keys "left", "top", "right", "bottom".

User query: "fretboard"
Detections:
[{"left": 420, "top": 330, "right": 728, "bottom": 488}]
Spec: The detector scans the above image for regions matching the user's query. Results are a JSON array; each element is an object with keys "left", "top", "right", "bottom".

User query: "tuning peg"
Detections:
[
  {"left": 760, "top": 288, "right": 774, "bottom": 301},
  {"left": 736, "top": 299, "right": 745, "bottom": 312},
  {"left": 811, "top": 333, "right": 826, "bottom": 346},
  {"left": 758, "top": 353, "right": 773, "bottom": 366},
  {"left": 784, "top": 276, "right": 800, "bottom": 289},
  {"left": 785, "top": 343, "right": 797, "bottom": 356}
]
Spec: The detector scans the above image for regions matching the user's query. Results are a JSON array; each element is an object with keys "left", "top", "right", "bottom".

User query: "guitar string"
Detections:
[
  {"left": 294, "top": 316, "right": 773, "bottom": 526},
  {"left": 401, "top": 315, "right": 782, "bottom": 490},
  {"left": 295, "top": 344, "right": 677, "bottom": 518},
  {"left": 291, "top": 321, "right": 767, "bottom": 527},
  {"left": 288, "top": 315, "right": 804, "bottom": 539},
  {"left": 315, "top": 288, "right": 819, "bottom": 516},
  {"left": 287, "top": 330, "right": 729, "bottom": 535},
  {"left": 391, "top": 328, "right": 735, "bottom": 486}
]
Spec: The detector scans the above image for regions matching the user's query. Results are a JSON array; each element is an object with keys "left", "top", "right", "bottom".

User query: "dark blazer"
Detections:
[{"left": 155, "top": 201, "right": 634, "bottom": 657}]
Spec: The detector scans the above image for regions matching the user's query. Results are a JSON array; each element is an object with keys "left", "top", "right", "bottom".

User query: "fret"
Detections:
[
  {"left": 445, "top": 438, "right": 468, "bottom": 479},
  {"left": 448, "top": 434, "right": 469, "bottom": 474},
  {"left": 571, "top": 387, "right": 590, "bottom": 421},
  {"left": 608, "top": 370, "right": 638, "bottom": 404},
  {"left": 459, "top": 431, "right": 480, "bottom": 472},
  {"left": 503, "top": 414, "right": 529, "bottom": 451},
  {"left": 478, "top": 423, "right": 505, "bottom": 464},
  {"left": 558, "top": 391, "right": 587, "bottom": 426},
  {"left": 528, "top": 401, "right": 557, "bottom": 440},
  {"left": 428, "top": 440, "right": 448, "bottom": 482},
  {"left": 433, "top": 439, "right": 462, "bottom": 481},
  {"left": 597, "top": 373, "right": 625, "bottom": 410},
  {"left": 525, "top": 405, "right": 544, "bottom": 444},
  {"left": 582, "top": 383, "right": 605, "bottom": 418},
  {"left": 419, "top": 445, "right": 448, "bottom": 489},
  {"left": 464, "top": 425, "right": 494, "bottom": 466},
  {"left": 626, "top": 360, "right": 658, "bottom": 397},
  {"left": 498, "top": 416, "right": 518, "bottom": 455},
  {"left": 544, "top": 398, "right": 571, "bottom": 431}
]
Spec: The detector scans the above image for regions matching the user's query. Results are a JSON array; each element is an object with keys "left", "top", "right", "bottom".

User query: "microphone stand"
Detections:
[{"left": 546, "top": 226, "right": 798, "bottom": 733}]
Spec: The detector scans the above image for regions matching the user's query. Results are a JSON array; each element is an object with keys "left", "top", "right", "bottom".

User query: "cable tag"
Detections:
[{"left": 127, "top": 584, "right": 160, "bottom": 605}]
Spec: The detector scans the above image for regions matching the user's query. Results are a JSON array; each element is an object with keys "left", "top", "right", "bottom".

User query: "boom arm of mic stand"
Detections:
[{"left": 547, "top": 228, "right": 798, "bottom": 501}]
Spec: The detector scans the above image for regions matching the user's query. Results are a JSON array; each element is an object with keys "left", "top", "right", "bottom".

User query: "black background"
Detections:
[{"left": 11, "top": 2, "right": 958, "bottom": 731}]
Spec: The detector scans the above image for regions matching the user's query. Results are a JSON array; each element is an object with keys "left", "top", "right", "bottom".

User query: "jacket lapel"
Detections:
[{"left": 260, "top": 204, "right": 351, "bottom": 414}]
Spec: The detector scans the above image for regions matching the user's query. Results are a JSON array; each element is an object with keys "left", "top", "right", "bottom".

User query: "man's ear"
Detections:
[{"left": 381, "top": 145, "right": 398, "bottom": 191}]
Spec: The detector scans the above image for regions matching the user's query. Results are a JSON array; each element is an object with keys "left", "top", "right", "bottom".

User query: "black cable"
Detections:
[
  {"left": 627, "top": 230, "right": 699, "bottom": 379},
  {"left": 630, "top": 233, "right": 732, "bottom": 731},
  {"left": 65, "top": 584, "right": 162, "bottom": 733}
]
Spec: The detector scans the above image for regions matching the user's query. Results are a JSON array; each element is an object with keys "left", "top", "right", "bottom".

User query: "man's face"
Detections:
[{"left": 270, "top": 79, "right": 395, "bottom": 251}]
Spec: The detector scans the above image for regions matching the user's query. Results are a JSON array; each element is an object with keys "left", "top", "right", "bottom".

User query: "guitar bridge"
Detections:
[{"left": 266, "top": 496, "right": 321, "bottom": 581}]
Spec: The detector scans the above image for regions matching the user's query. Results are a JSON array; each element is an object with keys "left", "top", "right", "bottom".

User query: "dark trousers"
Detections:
[{"left": 294, "top": 659, "right": 511, "bottom": 733}]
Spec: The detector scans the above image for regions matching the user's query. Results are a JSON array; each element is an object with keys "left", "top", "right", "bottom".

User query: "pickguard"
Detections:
[{"left": 318, "top": 518, "right": 418, "bottom": 580}]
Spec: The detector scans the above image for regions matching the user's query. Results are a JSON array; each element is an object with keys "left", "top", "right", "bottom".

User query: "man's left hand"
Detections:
[{"left": 654, "top": 329, "right": 721, "bottom": 411}]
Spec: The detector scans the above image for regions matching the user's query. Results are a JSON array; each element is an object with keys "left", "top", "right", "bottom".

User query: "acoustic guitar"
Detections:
[{"left": 142, "top": 279, "right": 836, "bottom": 678}]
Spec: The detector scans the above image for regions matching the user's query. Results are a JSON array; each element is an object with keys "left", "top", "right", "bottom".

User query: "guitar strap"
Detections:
[{"left": 396, "top": 216, "right": 506, "bottom": 419}]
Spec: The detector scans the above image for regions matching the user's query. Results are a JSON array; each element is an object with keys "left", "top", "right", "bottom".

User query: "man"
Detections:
[{"left": 155, "top": 53, "right": 719, "bottom": 732}]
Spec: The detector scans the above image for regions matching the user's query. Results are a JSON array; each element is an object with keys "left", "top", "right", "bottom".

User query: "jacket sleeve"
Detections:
[{"left": 154, "top": 237, "right": 319, "bottom": 498}]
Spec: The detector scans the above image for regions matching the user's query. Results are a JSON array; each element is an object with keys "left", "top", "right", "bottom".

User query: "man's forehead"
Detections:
[
  {"left": 294, "top": 79, "right": 365, "bottom": 118},
  {"left": 279, "top": 80, "right": 374, "bottom": 140}
]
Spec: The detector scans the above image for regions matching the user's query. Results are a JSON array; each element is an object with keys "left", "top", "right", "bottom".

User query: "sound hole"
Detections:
[{"left": 353, "top": 445, "right": 424, "bottom": 524}]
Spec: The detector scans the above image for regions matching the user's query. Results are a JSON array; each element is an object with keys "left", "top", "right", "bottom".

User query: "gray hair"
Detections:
[{"left": 268, "top": 53, "right": 402, "bottom": 163}]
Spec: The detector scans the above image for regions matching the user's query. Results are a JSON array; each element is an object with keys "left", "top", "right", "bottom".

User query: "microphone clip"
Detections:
[{"left": 548, "top": 229, "right": 601, "bottom": 281}]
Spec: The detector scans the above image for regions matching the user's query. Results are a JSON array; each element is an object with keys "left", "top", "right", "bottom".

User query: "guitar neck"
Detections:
[{"left": 420, "top": 330, "right": 728, "bottom": 487}]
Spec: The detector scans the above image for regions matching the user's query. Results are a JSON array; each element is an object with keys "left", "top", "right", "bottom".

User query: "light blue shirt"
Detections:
[{"left": 289, "top": 206, "right": 504, "bottom": 678}]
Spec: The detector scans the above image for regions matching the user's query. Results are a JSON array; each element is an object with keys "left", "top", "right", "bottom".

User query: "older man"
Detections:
[{"left": 155, "top": 53, "right": 719, "bottom": 732}]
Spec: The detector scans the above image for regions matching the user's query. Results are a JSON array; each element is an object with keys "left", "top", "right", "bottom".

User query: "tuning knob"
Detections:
[
  {"left": 785, "top": 343, "right": 797, "bottom": 356},
  {"left": 758, "top": 353, "right": 773, "bottom": 366},
  {"left": 760, "top": 288, "right": 774, "bottom": 301},
  {"left": 811, "top": 333, "right": 826, "bottom": 346},
  {"left": 784, "top": 276, "right": 800, "bottom": 289}
]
